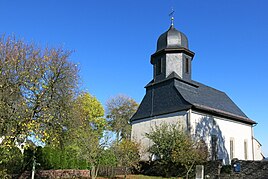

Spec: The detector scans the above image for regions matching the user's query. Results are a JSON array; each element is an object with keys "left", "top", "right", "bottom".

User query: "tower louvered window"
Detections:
[
  {"left": 185, "top": 58, "right": 189, "bottom": 74},
  {"left": 156, "top": 59, "right": 162, "bottom": 75}
]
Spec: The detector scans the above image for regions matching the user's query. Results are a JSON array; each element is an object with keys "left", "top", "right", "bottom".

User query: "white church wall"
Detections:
[
  {"left": 190, "top": 110, "right": 253, "bottom": 165},
  {"left": 253, "top": 138, "right": 264, "bottom": 160},
  {"left": 131, "top": 111, "right": 187, "bottom": 161}
]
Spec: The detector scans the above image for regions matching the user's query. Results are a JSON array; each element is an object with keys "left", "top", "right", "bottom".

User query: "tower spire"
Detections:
[{"left": 169, "top": 8, "right": 175, "bottom": 26}]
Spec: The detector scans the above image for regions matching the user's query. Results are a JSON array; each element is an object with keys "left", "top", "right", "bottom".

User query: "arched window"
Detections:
[
  {"left": 230, "top": 138, "right": 235, "bottom": 159},
  {"left": 211, "top": 135, "right": 218, "bottom": 160}
]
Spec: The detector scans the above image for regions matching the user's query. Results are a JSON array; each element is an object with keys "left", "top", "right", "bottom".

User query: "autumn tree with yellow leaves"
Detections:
[
  {"left": 0, "top": 35, "right": 79, "bottom": 148},
  {"left": 66, "top": 92, "right": 107, "bottom": 179},
  {"left": 0, "top": 35, "right": 138, "bottom": 178}
]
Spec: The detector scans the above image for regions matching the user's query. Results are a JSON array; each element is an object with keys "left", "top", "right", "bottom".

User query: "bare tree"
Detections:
[{"left": 106, "top": 95, "right": 138, "bottom": 141}]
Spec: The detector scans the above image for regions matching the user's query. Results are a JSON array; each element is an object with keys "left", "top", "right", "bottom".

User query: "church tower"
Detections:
[{"left": 151, "top": 23, "right": 195, "bottom": 82}]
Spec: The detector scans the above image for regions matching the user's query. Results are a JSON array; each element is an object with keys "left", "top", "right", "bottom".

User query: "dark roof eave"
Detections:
[
  {"left": 192, "top": 104, "right": 257, "bottom": 125},
  {"left": 130, "top": 106, "right": 192, "bottom": 123}
]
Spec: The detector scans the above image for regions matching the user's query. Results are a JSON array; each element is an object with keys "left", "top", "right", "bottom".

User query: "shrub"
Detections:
[{"left": 0, "top": 146, "right": 23, "bottom": 174}]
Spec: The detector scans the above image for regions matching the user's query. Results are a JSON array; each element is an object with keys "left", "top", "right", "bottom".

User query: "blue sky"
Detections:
[{"left": 1, "top": 0, "right": 267, "bottom": 156}]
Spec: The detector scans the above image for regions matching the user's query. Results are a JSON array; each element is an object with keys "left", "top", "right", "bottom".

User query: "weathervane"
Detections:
[{"left": 169, "top": 8, "right": 175, "bottom": 26}]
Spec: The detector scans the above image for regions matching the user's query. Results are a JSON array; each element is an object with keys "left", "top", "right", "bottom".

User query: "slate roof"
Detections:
[{"left": 131, "top": 73, "right": 256, "bottom": 124}]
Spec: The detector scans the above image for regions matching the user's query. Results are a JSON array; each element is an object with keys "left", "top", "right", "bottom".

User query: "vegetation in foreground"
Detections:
[
  {"left": 0, "top": 35, "right": 208, "bottom": 179},
  {"left": 0, "top": 35, "right": 140, "bottom": 179},
  {"left": 146, "top": 124, "right": 208, "bottom": 179}
]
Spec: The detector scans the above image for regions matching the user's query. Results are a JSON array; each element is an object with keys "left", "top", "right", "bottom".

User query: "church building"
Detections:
[{"left": 131, "top": 21, "right": 263, "bottom": 164}]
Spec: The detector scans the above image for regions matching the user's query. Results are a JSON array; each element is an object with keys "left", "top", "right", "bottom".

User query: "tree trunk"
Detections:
[
  {"left": 96, "top": 165, "right": 99, "bottom": 178},
  {"left": 186, "top": 163, "right": 195, "bottom": 179},
  {"left": 124, "top": 166, "right": 127, "bottom": 179},
  {"left": 91, "top": 165, "right": 96, "bottom": 179},
  {"left": 90, "top": 165, "right": 99, "bottom": 179}
]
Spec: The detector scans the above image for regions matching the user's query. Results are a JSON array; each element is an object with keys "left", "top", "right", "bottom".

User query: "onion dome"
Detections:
[{"left": 156, "top": 24, "right": 189, "bottom": 51}]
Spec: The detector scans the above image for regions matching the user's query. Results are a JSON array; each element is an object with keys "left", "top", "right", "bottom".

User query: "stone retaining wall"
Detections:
[
  {"left": 19, "top": 170, "right": 90, "bottom": 179},
  {"left": 18, "top": 167, "right": 129, "bottom": 179},
  {"left": 205, "top": 160, "right": 268, "bottom": 179},
  {"left": 226, "top": 160, "right": 268, "bottom": 179}
]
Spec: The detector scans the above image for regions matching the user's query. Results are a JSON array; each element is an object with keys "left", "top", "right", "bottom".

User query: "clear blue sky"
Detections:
[{"left": 1, "top": 0, "right": 267, "bottom": 156}]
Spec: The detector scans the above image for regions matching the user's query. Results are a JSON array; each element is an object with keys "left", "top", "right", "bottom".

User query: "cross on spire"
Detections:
[{"left": 169, "top": 8, "right": 175, "bottom": 26}]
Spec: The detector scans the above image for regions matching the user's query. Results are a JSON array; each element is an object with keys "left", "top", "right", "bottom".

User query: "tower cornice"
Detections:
[{"left": 150, "top": 48, "right": 195, "bottom": 64}]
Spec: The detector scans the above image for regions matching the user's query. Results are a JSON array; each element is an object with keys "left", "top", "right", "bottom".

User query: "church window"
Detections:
[
  {"left": 156, "top": 59, "right": 162, "bottom": 75},
  {"left": 211, "top": 135, "right": 218, "bottom": 160},
  {"left": 230, "top": 138, "right": 234, "bottom": 159},
  {"left": 244, "top": 140, "right": 248, "bottom": 160},
  {"left": 185, "top": 58, "right": 189, "bottom": 74}
]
